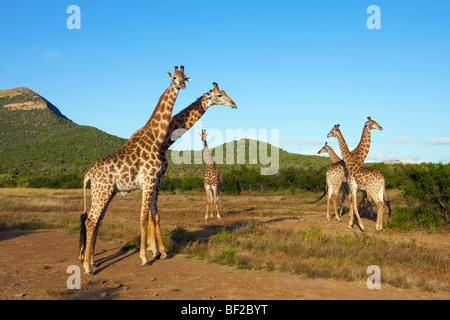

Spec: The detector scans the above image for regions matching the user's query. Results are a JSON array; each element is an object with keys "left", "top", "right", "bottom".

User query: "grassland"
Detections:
[{"left": 0, "top": 188, "right": 448, "bottom": 294}]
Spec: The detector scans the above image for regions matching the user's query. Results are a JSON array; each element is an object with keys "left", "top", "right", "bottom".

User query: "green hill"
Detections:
[
  {"left": 0, "top": 87, "right": 332, "bottom": 189},
  {"left": 0, "top": 87, "right": 127, "bottom": 187}
]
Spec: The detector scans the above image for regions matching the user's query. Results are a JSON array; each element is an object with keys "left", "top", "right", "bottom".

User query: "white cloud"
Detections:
[
  {"left": 395, "top": 135, "right": 414, "bottom": 144},
  {"left": 44, "top": 50, "right": 60, "bottom": 59},
  {"left": 422, "top": 137, "right": 450, "bottom": 145}
]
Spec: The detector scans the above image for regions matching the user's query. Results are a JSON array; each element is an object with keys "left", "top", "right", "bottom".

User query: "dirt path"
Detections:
[{"left": 0, "top": 229, "right": 448, "bottom": 300}]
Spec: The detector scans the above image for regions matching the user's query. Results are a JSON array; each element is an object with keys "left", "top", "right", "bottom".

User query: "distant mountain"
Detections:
[
  {"left": 0, "top": 87, "right": 127, "bottom": 182},
  {"left": 383, "top": 160, "right": 417, "bottom": 165}
]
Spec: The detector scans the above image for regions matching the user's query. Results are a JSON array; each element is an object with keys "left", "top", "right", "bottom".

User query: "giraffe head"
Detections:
[
  {"left": 166, "top": 65, "right": 191, "bottom": 89},
  {"left": 317, "top": 142, "right": 332, "bottom": 155},
  {"left": 365, "top": 116, "right": 383, "bottom": 131},
  {"left": 199, "top": 129, "right": 209, "bottom": 143},
  {"left": 203, "top": 82, "right": 237, "bottom": 109},
  {"left": 327, "top": 124, "right": 341, "bottom": 138}
]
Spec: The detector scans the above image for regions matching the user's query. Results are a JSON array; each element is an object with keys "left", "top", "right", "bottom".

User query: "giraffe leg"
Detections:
[
  {"left": 139, "top": 180, "right": 156, "bottom": 266},
  {"left": 326, "top": 181, "right": 333, "bottom": 221},
  {"left": 332, "top": 194, "right": 341, "bottom": 222},
  {"left": 205, "top": 185, "right": 212, "bottom": 221},
  {"left": 339, "top": 188, "right": 346, "bottom": 217},
  {"left": 211, "top": 185, "right": 221, "bottom": 219},
  {"left": 83, "top": 217, "right": 96, "bottom": 275},
  {"left": 147, "top": 176, "right": 161, "bottom": 257},
  {"left": 348, "top": 189, "right": 365, "bottom": 231},
  {"left": 340, "top": 183, "right": 349, "bottom": 217},
  {"left": 152, "top": 212, "right": 167, "bottom": 259},
  {"left": 351, "top": 194, "right": 365, "bottom": 232},
  {"left": 147, "top": 160, "right": 166, "bottom": 256},
  {"left": 147, "top": 214, "right": 157, "bottom": 257},
  {"left": 375, "top": 184, "right": 386, "bottom": 232},
  {"left": 326, "top": 195, "right": 331, "bottom": 221},
  {"left": 375, "top": 201, "right": 384, "bottom": 232},
  {"left": 82, "top": 190, "right": 115, "bottom": 275}
]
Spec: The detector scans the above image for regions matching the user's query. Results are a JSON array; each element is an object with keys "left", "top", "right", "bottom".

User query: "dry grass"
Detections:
[{"left": 0, "top": 188, "right": 448, "bottom": 293}]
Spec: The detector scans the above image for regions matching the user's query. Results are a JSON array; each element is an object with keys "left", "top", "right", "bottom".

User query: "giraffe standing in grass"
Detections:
[
  {"left": 146, "top": 82, "right": 237, "bottom": 257},
  {"left": 327, "top": 124, "right": 387, "bottom": 232},
  {"left": 318, "top": 117, "right": 383, "bottom": 221},
  {"left": 318, "top": 142, "right": 350, "bottom": 222},
  {"left": 200, "top": 129, "right": 223, "bottom": 222},
  {"left": 79, "top": 66, "right": 190, "bottom": 275}
]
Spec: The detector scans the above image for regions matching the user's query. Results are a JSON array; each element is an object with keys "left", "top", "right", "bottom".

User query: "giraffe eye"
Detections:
[{"left": 217, "top": 95, "right": 222, "bottom": 98}]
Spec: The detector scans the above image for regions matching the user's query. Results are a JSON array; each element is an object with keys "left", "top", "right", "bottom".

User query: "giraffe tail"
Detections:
[
  {"left": 78, "top": 173, "right": 90, "bottom": 260},
  {"left": 311, "top": 185, "right": 328, "bottom": 204}
]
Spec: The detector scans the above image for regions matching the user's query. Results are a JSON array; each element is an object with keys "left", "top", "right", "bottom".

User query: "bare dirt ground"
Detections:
[{"left": 0, "top": 190, "right": 449, "bottom": 300}]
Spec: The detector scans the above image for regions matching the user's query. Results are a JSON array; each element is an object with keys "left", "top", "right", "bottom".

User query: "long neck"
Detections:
[
  {"left": 203, "top": 141, "right": 215, "bottom": 165},
  {"left": 161, "top": 95, "right": 207, "bottom": 152},
  {"left": 327, "top": 147, "right": 342, "bottom": 163},
  {"left": 140, "top": 83, "right": 179, "bottom": 148},
  {"left": 336, "top": 130, "right": 360, "bottom": 172},
  {"left": 351, "top": 125, "right": 371, "bottom": 164}
]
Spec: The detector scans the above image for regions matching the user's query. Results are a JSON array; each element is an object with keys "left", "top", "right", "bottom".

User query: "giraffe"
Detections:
[
  {"left": 327, "top": 124, "right": 387, "bottom": 232},
  {"left": 146, "top": 82, "right": 237, "bottom": 257},
  {"left": 317, "top": 142, "right": 350, "bottom": 222},
  {"left": 199, "top": 129, "right": 223, "bottom": 221},
  {"left": 317, "top": 117, "right": 384, "bottom": 220},
  {"left": 79, "top": 66, "right": 191, "bottom": 275}
]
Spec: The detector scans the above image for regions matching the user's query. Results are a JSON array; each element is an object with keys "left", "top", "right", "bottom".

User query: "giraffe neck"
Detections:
[
  {"left": 351, "top": 125, "right": 371, "bottom": 164},
  {"left": 336, "top": 130, "right": 360, "bottom": 172},
  {"left": 327, "top": 147, "right": 342, "bottom": 163},
  {"left": 203, "top": 141, "right": 215, "bottom": 166},
  {"left": 161, "top": 95, "right": 207, "bottom": 152},
  {"left": 127, "top": 83, "right": 179, "bottom": 151}
]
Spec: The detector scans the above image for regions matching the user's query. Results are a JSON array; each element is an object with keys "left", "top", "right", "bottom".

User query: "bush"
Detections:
[{"left": 391, "top": 163, "right": 449, "bottom": 229}]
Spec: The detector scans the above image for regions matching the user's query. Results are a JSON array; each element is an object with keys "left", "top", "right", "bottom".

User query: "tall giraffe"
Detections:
[
  {"left": 200, "top": 129, "right": 223, "bottom": 221},
  {"left": 318, "top": 117, "right": 383, "bottom": 220},
  {"left": 327, "top": 124, "right": 387, "bottom": 232},
  {"left": 79, "top": 66, "right": 191, "bottom": 275},
  {"left": 318, "top": 142, "right": 350, "bottom": 222},
  {"left": 146, "top": 82, "right": 237, "bottom": 258}
]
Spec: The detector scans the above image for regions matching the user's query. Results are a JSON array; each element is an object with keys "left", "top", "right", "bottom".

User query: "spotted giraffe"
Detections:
[
  {"left": 79, "top": 66, "right": 190, "bottom": 275},
  {"left": 146, "top": 82, "right": 237, "bottom": 257},
  {"left": 327, "top": 124, "right": 387, "bottom": 232},
  {"left": 317, "top": 117, "right": 383, "bottom": 221},
  {"left": 199, "top": 129, "right": 223, "bottom": 221}
]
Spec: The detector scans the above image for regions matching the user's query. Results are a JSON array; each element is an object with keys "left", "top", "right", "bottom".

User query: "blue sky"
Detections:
[{"left": 1, "top": 1, "right": 449, "bottom": 163}]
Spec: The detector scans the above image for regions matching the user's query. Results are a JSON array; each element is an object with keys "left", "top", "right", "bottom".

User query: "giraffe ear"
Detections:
[
  {"left": 185, "top": 77, "right": 191, "bottom": 82},
  {"left": 167, "top": 72, "right": 173, "bottom": 79}
]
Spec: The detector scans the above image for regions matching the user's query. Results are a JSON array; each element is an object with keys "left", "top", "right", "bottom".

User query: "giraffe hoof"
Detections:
[
  {"left": 159, "top": 252, "right": 167, "bottom": 260},
  {"left": 85, "top": 271, "right": 95, "bottom": 276}
]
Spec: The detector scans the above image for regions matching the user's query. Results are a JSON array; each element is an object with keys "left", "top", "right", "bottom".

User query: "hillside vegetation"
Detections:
[
  {"left": 0, "top": 87, "right": 127, "bottom": 187},
  {"left": 0, "top": 87, "right": 448, "bottom": 229}
]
